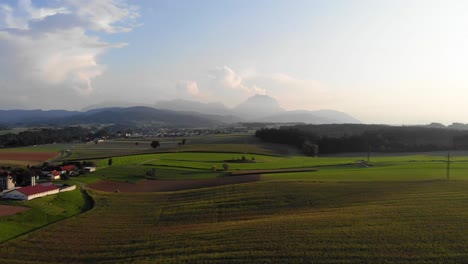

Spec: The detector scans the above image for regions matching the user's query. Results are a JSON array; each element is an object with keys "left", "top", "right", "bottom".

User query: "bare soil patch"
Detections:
[
  {"left": 89, "top": 175, "right": 260, "bottom": 192},
  {"left": 0, "top": 152, "right": 58, "bottom": 161},
  {"left": 0, "top": 205, "right": 30, "bottom": 217}
]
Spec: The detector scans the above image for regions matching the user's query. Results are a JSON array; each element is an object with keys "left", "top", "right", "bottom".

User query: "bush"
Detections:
[
  {"left": 211, "top": 165, "right": 217, "bottom": 172},
  {"left": 222, "top": 163, "right": 229, "bottom": 171}
]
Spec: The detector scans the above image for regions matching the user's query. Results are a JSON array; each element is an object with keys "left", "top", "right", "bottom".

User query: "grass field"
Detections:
[
  {"left": 2, "top": 180, "right": 468, "bottom": 263},
  {"left": 0, "top": 187, "right": 89, "bottom": 242},
  {"left": 3, "top": 142, "right": 468, "bottom": 262},
  {"left": 64, "top": 134, "right": 300, "bottom": 160}
]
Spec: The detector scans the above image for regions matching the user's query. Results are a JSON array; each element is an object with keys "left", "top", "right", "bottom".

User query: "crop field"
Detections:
[
  {"left": 0, "top": 144, "right": 67, "bottom": 166},
  {"left": 64, "top": 134, "right": 299, "bottom": 160},
  {"left": 2, "top": 180, "right": 468, "bottom": 263},
  {"left": 3, "top": 145, "right": 468, "bottom": 262}
]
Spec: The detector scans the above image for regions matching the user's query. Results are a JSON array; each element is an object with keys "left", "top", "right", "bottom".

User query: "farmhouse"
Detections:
[
  {"left": 2, "top": 185, "right": 59, "bottom": 201},
  {"left": 48, "top": 170, "right": 61, "bottom": 180},
  {"left": 60, "top": 165, "right": 77, "bottom": 174},
  {"left": 0, "top": 173, "right": 15, "bottom": 191}
]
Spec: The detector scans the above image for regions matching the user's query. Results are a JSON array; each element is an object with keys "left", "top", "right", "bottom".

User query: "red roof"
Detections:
[
  {"left": 17, "top": 185, "right": 58, "bottom": 196},
  {"left": 51, "top": 170, "right": 61, "bottom": 176},
  {"left": 60, "top": 165, "right": 76, "bottom": 171}
]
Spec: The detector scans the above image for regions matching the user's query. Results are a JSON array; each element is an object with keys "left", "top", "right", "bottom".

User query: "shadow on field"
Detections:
[{"left": 88, "top": 174, "right": 260, "bottom": 192}]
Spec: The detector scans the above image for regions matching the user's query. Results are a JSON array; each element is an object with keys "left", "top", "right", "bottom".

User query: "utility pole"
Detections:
[
  {"left": 446, "top": 152, "right": 450, "bottom": 181},
  {"left": 367, "top": 144, "right": 370, "bottom": 163}
]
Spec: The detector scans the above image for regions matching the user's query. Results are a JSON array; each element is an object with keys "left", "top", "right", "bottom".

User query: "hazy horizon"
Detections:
[{"left": 2, "top": 0, "right": 468, "bottom": 125}]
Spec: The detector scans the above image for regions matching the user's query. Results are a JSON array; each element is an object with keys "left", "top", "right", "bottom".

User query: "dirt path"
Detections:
[
  {"left": 0, "top": 205, "right": 29, "bottom": 217},
  {"left": 89, "top": 175, "right": 260, "bottom": 192}
]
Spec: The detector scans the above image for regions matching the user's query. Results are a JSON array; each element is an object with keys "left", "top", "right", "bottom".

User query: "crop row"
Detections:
[{"left": 2, "top": 180, "right": 468, "bottom": 263}]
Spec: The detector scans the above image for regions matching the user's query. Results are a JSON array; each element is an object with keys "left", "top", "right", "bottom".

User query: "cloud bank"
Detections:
[{"left": 0, "top": 0, "right": 137, "bottom": 101}]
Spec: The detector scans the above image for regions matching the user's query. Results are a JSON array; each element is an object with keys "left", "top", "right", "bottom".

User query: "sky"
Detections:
[{"left": 1, "top": 0, "right": 468, "bottom": 125}]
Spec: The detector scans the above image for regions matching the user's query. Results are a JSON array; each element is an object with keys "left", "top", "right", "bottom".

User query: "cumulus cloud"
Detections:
[
  {"left": 65, "top": 0, "right": 139, "bottom": 33},
  {"left": 176, "top": 80, "right": 200, "bottom": 98},
  {"left": 210, "top": 66, "right": 266, "bottom": 95},
  {"left": 0, "top": 0, "right": 138, "bottom": 98}
]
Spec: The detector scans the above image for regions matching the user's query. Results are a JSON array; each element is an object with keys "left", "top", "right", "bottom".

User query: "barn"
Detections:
[{"left": 2, "top": 185, "right": 59, "bottom": 201}]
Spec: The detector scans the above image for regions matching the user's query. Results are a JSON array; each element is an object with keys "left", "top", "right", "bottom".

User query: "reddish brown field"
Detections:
[
  {"left": 0, "top": 205, "right": 29, "bottom": 216},
  {"left": 89, "top": 175, "right": 260, "bottom": 192},
  {"left": 0, "top": 152, "right": 58, "bottom": 161}
]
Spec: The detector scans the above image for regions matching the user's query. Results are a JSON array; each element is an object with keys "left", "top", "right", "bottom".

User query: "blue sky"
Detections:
[{"left": 1, "top": 0, "right": 468, "bottom": 124}]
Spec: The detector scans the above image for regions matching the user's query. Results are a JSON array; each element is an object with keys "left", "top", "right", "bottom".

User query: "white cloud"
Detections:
[
  {"left": 210, "top": 66, "right": 266, "bottom": 95},
  {"left": 65, "top": 0, "right": 139, "bottom": 33},
  {"left": 0, "top": 0, "right": 138, "bottom": 99},
  {"left": 176, "top": 80, "right": 200, "bottom": 98},
  {"left": 0, "top": 0, "right": 69, "bottom": 29}
]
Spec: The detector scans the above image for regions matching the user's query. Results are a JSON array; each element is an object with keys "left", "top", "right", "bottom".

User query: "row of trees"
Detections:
[
  {"left": 256, "top": 125, "right": 468, "bottom": 155},
  {"left": 0, "top": 127, "right": 98, "bottom": 148}
]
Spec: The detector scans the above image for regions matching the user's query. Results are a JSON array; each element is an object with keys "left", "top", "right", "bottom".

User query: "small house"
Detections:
[
  {"left": 0, "top": 174, "right": 15, "bottom": 191},
  {"left": 48, "top": 170, "right": 61, "bottom": 180},
  {"left": 60, "top": 165, "right": 77, "bottom": 174}
]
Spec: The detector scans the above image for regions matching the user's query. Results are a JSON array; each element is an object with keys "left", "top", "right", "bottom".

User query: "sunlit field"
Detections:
[{"left": 2, "top": 146, "right": 468, "bottom": 262}]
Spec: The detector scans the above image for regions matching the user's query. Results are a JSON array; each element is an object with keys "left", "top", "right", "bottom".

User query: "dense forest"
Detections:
[
  {"left": 255, "top": 124, "right": 468, "bottom": 155},
  {"left": 0, "top": 127, "right": 105, "bottom": 148}
]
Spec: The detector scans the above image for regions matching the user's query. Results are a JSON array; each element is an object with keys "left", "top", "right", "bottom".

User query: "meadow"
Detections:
[
  {"left": 0, "top": 187, "right": 89, "bottom": 242},
  {"left": 2, "top": 136, "right": 468, "bottom": 262}
]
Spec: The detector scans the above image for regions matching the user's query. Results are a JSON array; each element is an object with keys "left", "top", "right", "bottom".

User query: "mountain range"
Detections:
[
  {"left": 0, "top": 95, "right": 360, "bottom": 126},
  {"left": 155, "top": 95, "right": 360, "bottom": 124}
]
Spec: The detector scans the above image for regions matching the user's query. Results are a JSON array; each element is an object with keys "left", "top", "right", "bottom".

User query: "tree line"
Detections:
[
  {"left": 0, "top": 127, "right": 97, "bottom": 148},
  {"left": 255, "top": 124, "right": 468, "bottom": 155}
]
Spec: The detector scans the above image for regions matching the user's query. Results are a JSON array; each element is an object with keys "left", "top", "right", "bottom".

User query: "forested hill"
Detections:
[{"left": 256, "top": 124, "right": 468, "bottom": 154}]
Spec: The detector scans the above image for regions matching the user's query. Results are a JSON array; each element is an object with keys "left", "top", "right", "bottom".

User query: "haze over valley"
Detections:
[{"left": 2, "top": 1, "right": 468, "bottom": 125}]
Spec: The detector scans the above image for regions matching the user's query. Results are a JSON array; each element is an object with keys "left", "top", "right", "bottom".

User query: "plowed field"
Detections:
[{"left": 0, "top": 205, "right": 29, "bottom": 217}]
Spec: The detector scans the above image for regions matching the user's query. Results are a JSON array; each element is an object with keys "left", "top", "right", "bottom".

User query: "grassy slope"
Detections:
[
  {"left": 2, "top": 180, "right": 468, "bottom": 263},
  {"left": 0, "top": 187, "right": 88, "bottom": 242}
]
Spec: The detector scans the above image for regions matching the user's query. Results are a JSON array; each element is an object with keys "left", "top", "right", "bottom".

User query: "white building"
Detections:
[
  {"left": 84, "top": 167, "right": 96, "bottom": 172},
  {"left": 0, "top": 175, "right": 15, "bottom": 191},
  {"left": 2, "top": 185, "right": 59, "bottom": 201}
]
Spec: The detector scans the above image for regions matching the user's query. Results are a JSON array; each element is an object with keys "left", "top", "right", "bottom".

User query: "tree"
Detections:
[
  {"left": 135, "top": 142, "right": 139, "bottom": 146},
  {"left": 61, "top": 173, "right": 69, "bottom": 181},
  {"left": 181, "top": 139, "right": 186, "bottom": 145},
  {"left": 108, "top": 158, "right": 113, "bottom": 167},
  {"left": 151, "top": 140, "right": 160, "bottom": 149},
  {"left": 222, "top": 163, "right": 229, "bottom": 171}
]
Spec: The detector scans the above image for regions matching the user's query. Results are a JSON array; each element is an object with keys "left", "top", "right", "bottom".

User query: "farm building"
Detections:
[
  {"left": 84, "top": 167, "right": 96, "bottom": 172},
  {"left": 2, "top": 185, "right": 59, "bottom": 201},
  {"left": 60, "top": 165, "right": 77, "bottom": 174},
  {"left": 0, "top": 174, "right": 15, "bottom": 191},
  {"left": 48, "top": 170, "right": 61, "bottom": 180}
]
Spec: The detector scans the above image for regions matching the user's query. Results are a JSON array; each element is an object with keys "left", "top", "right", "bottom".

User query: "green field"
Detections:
[
  {"left": 2, "top": 144, "right": 468, "bottom": 262},
  {"left": 2, "top": 180, "right": 468, "bottom": 263},
  {"left": 0, "top": 187, "right": 89, "bottom": 242},
  {"left": 64, "top": 134, "right": 300, "bottom": 160}
]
